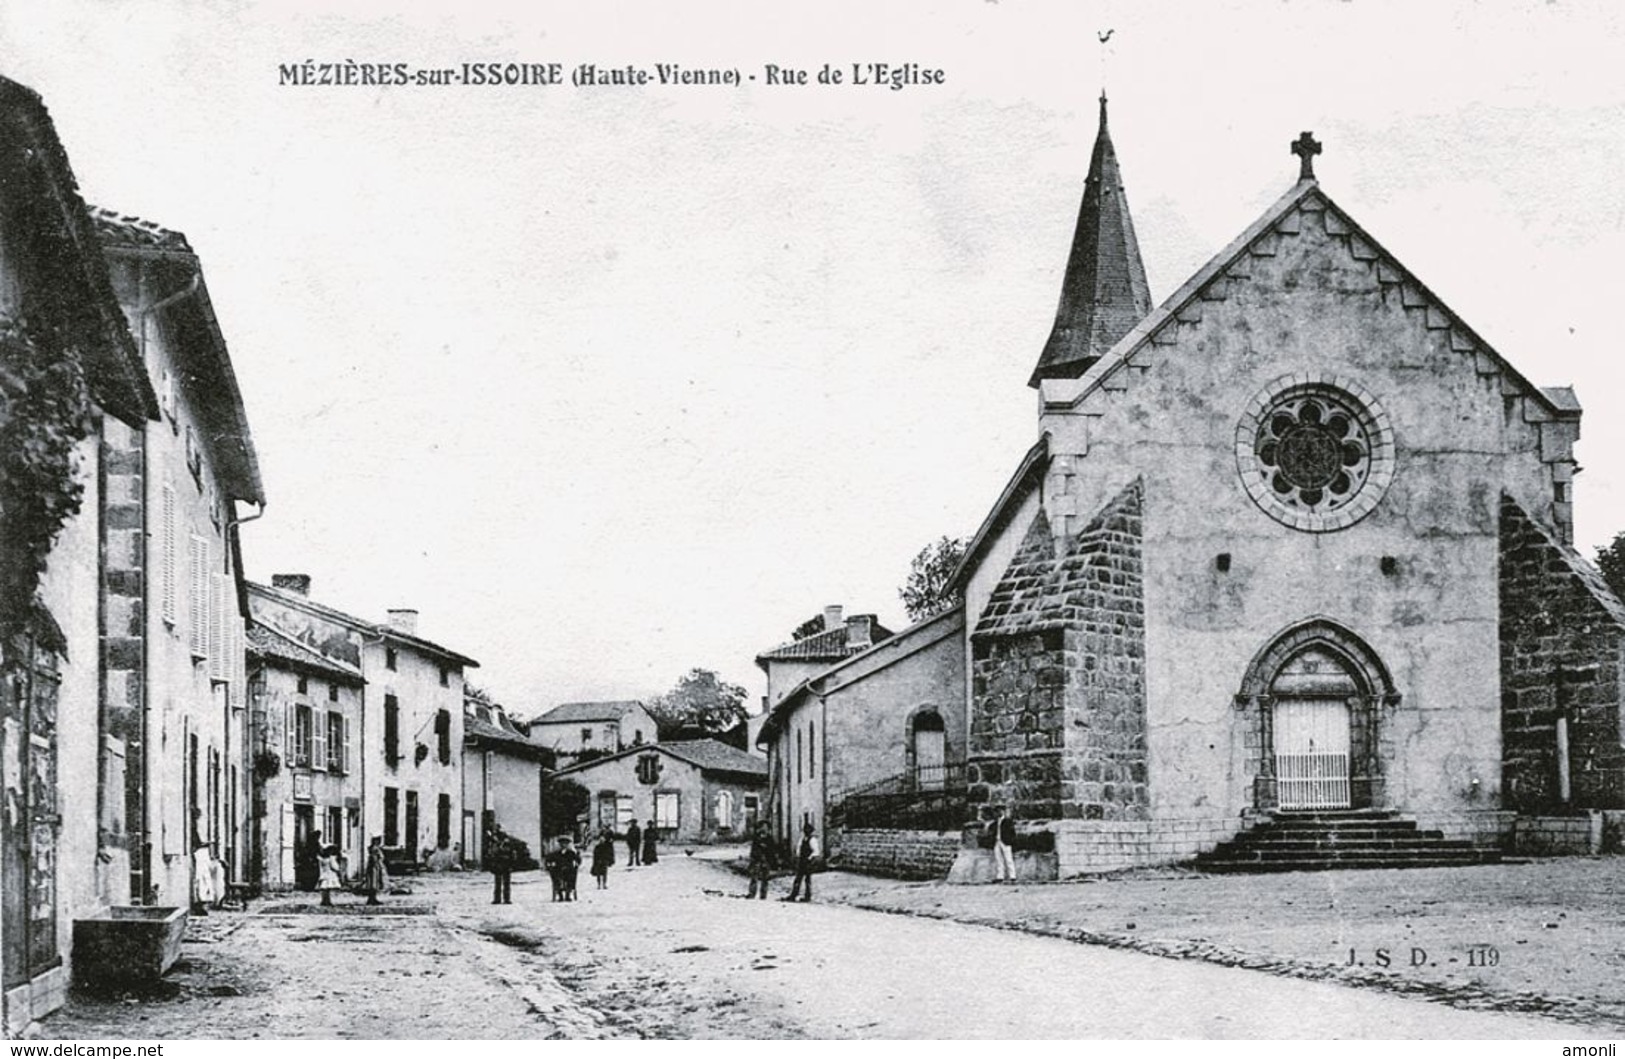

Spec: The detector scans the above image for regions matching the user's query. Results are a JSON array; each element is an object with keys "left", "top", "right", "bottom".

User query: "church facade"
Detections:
[{"left": 953, "top": 103, "right": 1625, "bottom": 874}]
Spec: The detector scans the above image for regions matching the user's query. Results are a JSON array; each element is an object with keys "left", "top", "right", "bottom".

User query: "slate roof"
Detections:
[
  {"left": 247, "top": 581, "right": 480, "bottom": 668},
  {"left": 754, "top": 615, "right": 894, "bottom": 666},
  {"left": 973, "top": 478, "right": 1143, "bottom": 640},
  {"left": 1029, "top": 96, "right": 1153, "bottom": 386},
  {"left": 89, "top": 209, "right": 194, "bottom": 254},
  {"left": 658, "top": 740, "right": 768, "bottom": 778},
  {"left": 246, "top": 621, "right": 364, "bottom": 684},
  {"left": 755, "top": 606, "right": 965, "bottom": 747},
  {"left": 550, "top": 738, "right": 767, "bottom": 781},
  {"left": 533, "top": 700, "right": 647, "bottom": 725}
]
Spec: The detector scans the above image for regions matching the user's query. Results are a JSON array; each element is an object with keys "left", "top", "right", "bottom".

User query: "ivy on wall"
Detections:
[{"left": 0, "top": 314, "right": 94, "bottom": 656}]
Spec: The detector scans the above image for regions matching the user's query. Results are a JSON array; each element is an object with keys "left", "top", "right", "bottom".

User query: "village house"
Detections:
[
  {"left": 244, "top": 621, "right": 364, "bottom": 890},
  {"left": 248, "top": 576, "right": 477, "bottom": 867},
  {"left": 754, "top": 605, "right": 893, "bottom": 712},
  {"left": 0, "top": 75, "right": 160, "bottom": 1033},
  {"left": 92, "top": 206, "right": 262, "bottom": 913},
  {"left": 462, "top": 690, "right": 547, "bottom": 868},
  {"left": 526, "top": 699, "right": 656, "bottom": 758},
  {"left": 944, "top": 101, "right": 1625, "bottom": 876},
  {"left": 756, "top": 608, "right": 965, "bottom": 862},
  {"left": 547, "top": 740, "right": 767, "bottom": 844}
]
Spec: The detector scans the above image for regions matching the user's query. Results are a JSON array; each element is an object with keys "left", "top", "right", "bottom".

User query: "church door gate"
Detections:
[{"left": 1273, "top": 697, "right": 1351, "bottom": 809}]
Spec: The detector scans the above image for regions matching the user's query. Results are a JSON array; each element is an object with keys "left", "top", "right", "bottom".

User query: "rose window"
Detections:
[{"left": 1236, "top": 376, "right": 1394, "bottom": 533}]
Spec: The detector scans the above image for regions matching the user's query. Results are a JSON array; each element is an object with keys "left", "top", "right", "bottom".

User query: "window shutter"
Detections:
[
  {"left": 312, "top": 704, "right": 327, "bottom": 771},
  {"left": 189, "top": 536, "right": 209, "bottom": 657},
  {"left": 208, "top": 573, "right": 226, "bottom": 680},
  {"left": 342, "top": 715, "right": 351, "bottom": 774},
  {"left": 161, "top": 483, "right": 177, "bottom": 624},
  {"left": 286, "top": 700, "right": 297, "bottom": 760}
]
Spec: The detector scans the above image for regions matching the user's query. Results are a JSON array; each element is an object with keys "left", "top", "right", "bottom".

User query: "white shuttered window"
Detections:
[
  {"left": 189, "top": 536, "right": 209, "bottom": 658},
  {"left": 160, "top": 483, "right": 178, "bottom": 624}
]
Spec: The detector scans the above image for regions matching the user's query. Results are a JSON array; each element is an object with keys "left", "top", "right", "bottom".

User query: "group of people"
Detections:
[
  {"left": 745, "top": 820, "right": 819, "bottom": 901},
  {"left": 500, "top": 819, "right": 661, "bottom": 903},
  {"left": 304, "top": 830, "right": 392, "bottom": 906}
]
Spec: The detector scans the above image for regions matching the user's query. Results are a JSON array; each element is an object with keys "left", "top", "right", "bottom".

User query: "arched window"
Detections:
[
  {"left": 910, "top": 709, "right": 946, "bottom": 790},
  {"left": 715, "top": 789, "right": 735, "bottom": 832}
]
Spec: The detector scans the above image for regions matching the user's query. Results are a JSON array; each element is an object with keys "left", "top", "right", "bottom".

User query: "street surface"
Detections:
[{"left": 40, "top": 852, "right": 1581, "bottom": 1039}]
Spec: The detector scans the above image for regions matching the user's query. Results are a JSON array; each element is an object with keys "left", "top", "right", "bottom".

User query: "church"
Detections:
[{"left": 941, "top": 99, "right": 1625, "bottom": 874}]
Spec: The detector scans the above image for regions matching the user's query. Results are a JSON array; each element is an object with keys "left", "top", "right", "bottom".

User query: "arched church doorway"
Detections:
[
  {"left": 1238, "top": 620, "right": 1398, "bottom": 811},
  {"left": 909, "top": 709, "right": 946, "bottom": 791}
]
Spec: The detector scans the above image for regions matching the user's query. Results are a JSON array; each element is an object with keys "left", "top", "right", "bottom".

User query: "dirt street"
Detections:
[{"left": 35, "top": 851, "right": 1602, "bottom": 1039}]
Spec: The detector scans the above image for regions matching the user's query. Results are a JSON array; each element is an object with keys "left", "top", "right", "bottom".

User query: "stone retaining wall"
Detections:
[
  {"left": 832, "top": 828, "right": 961, "bottom": 880},
  {"left": 1054, "top": 815, "right": 1236, "bottom": 875}
]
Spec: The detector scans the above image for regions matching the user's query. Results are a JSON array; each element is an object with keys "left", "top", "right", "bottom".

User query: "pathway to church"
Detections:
[{"left": 36, "top": 852, "right": 1609, "bottom": 1040}]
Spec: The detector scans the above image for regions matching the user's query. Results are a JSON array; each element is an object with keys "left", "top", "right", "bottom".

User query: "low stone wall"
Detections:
[
  {"left": 832, "top": 828, "right": 961, "bottom": 880},
  {"left": 1512, "top": 811, "right": 1620, "bottom": 855},
  {"left": 1410, "top": 809, "right": 1515, "bottom": 849},
  {"left": 1055, "top": 815, "right": 1237, "bottom": 875}
]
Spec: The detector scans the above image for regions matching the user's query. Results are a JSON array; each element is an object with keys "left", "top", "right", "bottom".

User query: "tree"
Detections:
[
  {"left": 791, "top": 614, "right": 825, "bottom": 641},
  {"left": 646, "top": 668, "right": 750, "bottom": 746},
  {"left": 899, "top": 535, "right": 967, "bottom": 623},
  {"left": 540, "top": 775, "right": 590, "bottom": 838},
  {"left": 1597, "top": 532, "right": 1625, "bottom": 602}
]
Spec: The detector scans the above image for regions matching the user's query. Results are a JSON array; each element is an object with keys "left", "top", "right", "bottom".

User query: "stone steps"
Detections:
[{"left": 1194, "top": 810, "right": 1503, "bottom": 874}]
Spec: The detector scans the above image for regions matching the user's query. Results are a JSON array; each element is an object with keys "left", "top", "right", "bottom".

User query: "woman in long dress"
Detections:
[
  {"left": 640, "top": 820, "right": 658, "bottom": 865},
  {"left": 317, "top": 843, "right": 343, "bottom": 907},
  {"left": 363, "top": 837, "right": 389, "bottom": 906}
]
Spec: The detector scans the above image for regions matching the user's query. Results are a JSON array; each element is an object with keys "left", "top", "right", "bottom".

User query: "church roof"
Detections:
[
  {"left": 1043, "top": 172, "right": 1579, "bottom": 425},
  {"left": 1028, "top": 96, "right": 1153, "bottom": 387}
]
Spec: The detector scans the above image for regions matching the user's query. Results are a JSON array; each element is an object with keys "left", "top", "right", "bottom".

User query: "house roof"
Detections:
[
  {"left": 754, "top": 614, "right": 894, "bottom": 667},
  {"left": 1043, "top": 177, "right": 1578, "bottom": 425},
  {"left": 0, "top": 77, "right": 157, "bottom": 427},
  {"left": 90, "top": 206, "right": 266, "bottom": 505},
  {"left": 465, "top": 712, "right": 551, "bottom": 760},
  {"left": 550, "top": 738, "right": 767, "bottom": 782},
  {"left": 1029, "top": 96, "right": 1153, "bottom": 386},
  {"left": 246, "top": 581, "right": 480, "bottom": 668},
  {"left": 533, "top": 700, "right": 647, "bottom": 725},
  {"left": 246, "top": 621, "right": 364, "bottom": 684},
  {"left": 756, "top": 606, "right": 965, "bottom": 747}
]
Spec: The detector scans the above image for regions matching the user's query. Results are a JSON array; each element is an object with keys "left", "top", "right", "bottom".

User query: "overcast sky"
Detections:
[{"left": 5, "top": 1, "right": 1622, "bottom": 718}]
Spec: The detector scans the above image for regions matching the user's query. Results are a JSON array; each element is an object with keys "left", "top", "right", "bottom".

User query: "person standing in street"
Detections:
[
  {"left": 591, "top": 829, "right": 616, "bottom": 890},
  {"left": 746, "top": 821, "right": 773, "bottom": 899},
  {"left": 640, "top": 819, "right": 659, "bottom": 865},
  {"left": 625, "top": 819, "right": 642, "bottom": 868},
  {"left": 317, "top": 843, "right": 343, "bottom": 907},
  {"left": 363, "top": 836, "right": 389, "bottom": 906},
  {"left": 992, "top": 809, "right": 1017, "bottom": 883},
  {"left": 486, "top": 827, "right": 514, "bottom": 905},
  {"left": 784, "top": 822, "right": 818, "bottom": 902}
]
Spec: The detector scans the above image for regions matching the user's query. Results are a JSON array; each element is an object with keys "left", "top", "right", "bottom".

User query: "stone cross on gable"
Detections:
[{"left": 1292, "top": 131, "right": 1322, "bottom": 181}]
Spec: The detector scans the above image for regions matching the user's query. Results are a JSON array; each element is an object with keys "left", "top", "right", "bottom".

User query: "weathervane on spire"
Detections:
[
  {"left": 1098, "top": 28, "right": 1114, "bottom": 105},
  {"left": 1292, "top": 131, "right": 1322, "bottom": 181}
]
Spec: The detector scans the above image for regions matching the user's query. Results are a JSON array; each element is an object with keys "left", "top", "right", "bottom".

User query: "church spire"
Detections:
[{"left": 1028, "top": 94, "right": 1153, "bottom": 388}]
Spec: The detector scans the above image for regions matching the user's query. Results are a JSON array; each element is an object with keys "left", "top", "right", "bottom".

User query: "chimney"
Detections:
[
  {"left": 823, "top": 604, "right": 843, "bottom": 633},
  {"left": 386, "top": 609, "right": 419, "bottom": 635},
  {"left": 846, "top": 615, "right": 872, "bottom": 651},
  {"left": 271, "top": 574, "right": 311, "bottom": 597}
]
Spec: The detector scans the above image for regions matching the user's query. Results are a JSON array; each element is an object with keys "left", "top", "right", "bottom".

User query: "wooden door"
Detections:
[
  {"left": 2, "top": 637, "right": 63, "bottom": 989},
  {"left": 1274, "top": 697, "right": 1351, "bottom": 809}
]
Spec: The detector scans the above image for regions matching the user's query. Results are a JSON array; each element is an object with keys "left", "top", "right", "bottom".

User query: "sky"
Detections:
[{"left": 4, "top": 1, "right": 1623, "bottom": 719}]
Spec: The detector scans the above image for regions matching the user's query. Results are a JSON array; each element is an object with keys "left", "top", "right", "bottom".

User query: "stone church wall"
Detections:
[
  {"left": 1499, "top": 496, "right": 1625, "bottom": 812},
  {"left": 967, "top": 480, "right": 1148, "bottom": 825}
]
